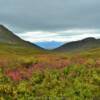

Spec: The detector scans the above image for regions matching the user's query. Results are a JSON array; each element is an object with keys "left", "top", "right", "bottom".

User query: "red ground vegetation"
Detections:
[{"left": 0, "top": 54, "right": 100, "bottom": 81}]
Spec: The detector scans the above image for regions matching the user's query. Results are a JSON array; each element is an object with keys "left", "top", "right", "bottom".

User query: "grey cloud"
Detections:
[{"left": 0, "top": 0, "right": 100, "bottom": 33}]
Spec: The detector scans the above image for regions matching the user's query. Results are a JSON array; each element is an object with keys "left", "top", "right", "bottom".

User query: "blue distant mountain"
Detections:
[{"left": 34, "top": 41, "right": 64, "bottom": 50}]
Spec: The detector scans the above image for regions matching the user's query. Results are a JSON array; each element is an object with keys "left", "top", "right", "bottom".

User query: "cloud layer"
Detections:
[
  {"left": 0, "top": 0, "right": 100, "bottom": 43},
  {"left": 0, "top": 0, "right": 100, "bottom": 32},
  {"left": 16, "top": 29, "right": 100, "bottom": 42}
]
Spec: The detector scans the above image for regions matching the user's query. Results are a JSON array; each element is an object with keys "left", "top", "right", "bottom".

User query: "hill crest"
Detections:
[
  {"left": 54, "top": 37, "right": 100, "bottom": 52},
  {"left": 0, "top": 25, "right": 44, "bottom": 51}
]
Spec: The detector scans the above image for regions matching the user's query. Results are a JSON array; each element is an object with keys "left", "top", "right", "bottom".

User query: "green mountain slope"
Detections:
[
  {"left": 0, "top": 25, "right": 23, "bottom": 44},
  {"left": 55, "top": 37, "right": 100, "bottom": 52},
  {"left": 0, "top": 25, "right": 44, "bottom": 55}
]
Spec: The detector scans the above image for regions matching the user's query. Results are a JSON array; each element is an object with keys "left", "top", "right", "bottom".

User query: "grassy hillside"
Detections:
[
  {"left": 0, "top": 25, "right": 44, "bottom": 53},
  {"left": 0, "top": 25, "right": 26, "bottom": 44},
  {"left": 0, "top": 25, "right": 46, "bottom": 71},
  {"left": 55, "top": 37, "right": 100, "bottom": 52}
]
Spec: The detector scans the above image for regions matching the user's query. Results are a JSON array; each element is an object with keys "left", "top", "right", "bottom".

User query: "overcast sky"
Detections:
[{"left": 0, "top": 0, "right": 100, "bottom": 42}]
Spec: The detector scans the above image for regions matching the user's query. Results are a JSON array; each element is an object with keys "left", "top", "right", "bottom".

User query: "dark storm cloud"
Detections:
[{"left": 0, "top": 0, "right": 100, "bottom": 33}]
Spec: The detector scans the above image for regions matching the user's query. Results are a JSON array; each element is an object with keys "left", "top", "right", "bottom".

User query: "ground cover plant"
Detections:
[{"left": 0, "top": 47, "right": 100, "bottom": 100}]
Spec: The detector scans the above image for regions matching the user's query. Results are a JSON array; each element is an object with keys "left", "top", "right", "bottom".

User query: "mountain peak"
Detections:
[
  {"left": 82, "top": 37, "right": 96, "bottom": 42},
  {"left": 0, "top": 25, "right": 10, "bottom": 33},
  {"left": 0, "top": 25, "right": 44, "bottom": 50},
  {"left": 0, "top": 25, "right": 27, "bottom": 44},
  {"left": 55, "top": 37, "right": 100, "bottom": 52},
  {"left": 0, "top": 25, "right": 6, "bottom": 29},
  {"left": 0, "top": 24, "right": 4, "bottom": 27}
]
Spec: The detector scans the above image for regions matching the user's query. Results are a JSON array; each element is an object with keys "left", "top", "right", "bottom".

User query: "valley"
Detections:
[{"left": 0, "top": 25, "right": 100, "bottom": 100}]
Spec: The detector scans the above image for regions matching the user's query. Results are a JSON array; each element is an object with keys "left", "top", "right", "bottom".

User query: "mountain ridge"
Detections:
[
  {"left": 54, "top": 37, "right": 100, "bottom": 52},
  {"left": 0, "top": 25, "right": 44, "bottom": 49},
  {"left": 0, "top": 25, "right": 100, "bottom": 52},
  {"left": 0, "top": 25, "right": 45, "bottom": 55},
  {"left": 35, "top": 41, "right": 64, "bottom": 50}
]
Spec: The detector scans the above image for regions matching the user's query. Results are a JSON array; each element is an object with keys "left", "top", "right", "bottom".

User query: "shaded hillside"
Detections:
[
  {"left": 0, "top": 25, "right": 41, "bottom": 47},
  {"left": 0, "top": 25, "right": 44, "bottom": 55},
  {"left": 54, "top": 37, "right": 100, "bottom": 52},
  {"left": 0, "top": 25, "right": 24, "bottom": 44}
]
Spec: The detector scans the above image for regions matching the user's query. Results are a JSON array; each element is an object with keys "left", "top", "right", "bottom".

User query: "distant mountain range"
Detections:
[
  {"left": 0, "top": 25, "right": 100, "bottom": 53},
  {"left": 35, "top": 41, "right": 64, "bottom": 50}
]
